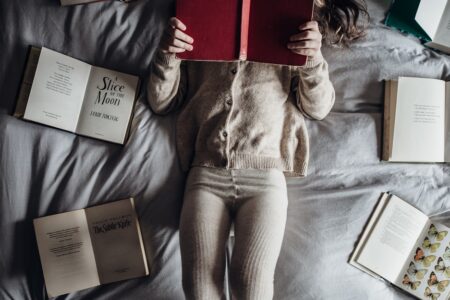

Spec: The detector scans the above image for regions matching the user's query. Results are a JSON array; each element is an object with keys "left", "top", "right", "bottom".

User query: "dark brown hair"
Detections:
[{"left": 314, "top": 0, "right": 370, "bottom": 45}]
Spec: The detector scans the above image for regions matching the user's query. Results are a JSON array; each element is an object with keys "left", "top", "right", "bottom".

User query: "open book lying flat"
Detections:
[
  {"left": 34, "top": 198, "right": 149, "bottom": 298},
  {"left": 383, "top": 77, "right": 450, "bottom": 163},
  {"left": 176, "top": 0, "right": 314, "bottom": 66},
  {"left": 350, "top": 193, "right": 450, "bottom": 300},
  {"left": 15, "top": 47, "right": 140, "bottom": 144}
]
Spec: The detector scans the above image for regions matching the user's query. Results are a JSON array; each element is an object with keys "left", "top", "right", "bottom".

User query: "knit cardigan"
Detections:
[{"left": 147, "top": 51, "right": 335, "bottom": 176}]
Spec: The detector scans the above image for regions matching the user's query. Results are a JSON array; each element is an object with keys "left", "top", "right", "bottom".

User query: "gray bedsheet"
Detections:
[{"left": 0, "top": 0, "right": 449, "bottom": 299}]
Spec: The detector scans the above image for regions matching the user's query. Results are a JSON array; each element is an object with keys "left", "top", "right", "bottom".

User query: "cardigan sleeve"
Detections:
[
  {"left": 294, "top": 55, "right": 335, "bottom": 120},
  {"left": 146, "top": 50, "right": 187, "bottom": 115}
]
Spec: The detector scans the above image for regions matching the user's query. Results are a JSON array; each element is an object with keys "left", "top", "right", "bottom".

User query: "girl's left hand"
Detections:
[{"left": 287, "top": 21, "right": 322, "bottom": 59}]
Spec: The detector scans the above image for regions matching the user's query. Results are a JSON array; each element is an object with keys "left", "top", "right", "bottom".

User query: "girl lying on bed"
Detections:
[{"left": 147, "top": 0, "right": 368, "bottom": 298}]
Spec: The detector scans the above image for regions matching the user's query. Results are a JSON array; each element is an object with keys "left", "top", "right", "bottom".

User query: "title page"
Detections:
[
  {"left": 76, "top": 66, "right": 139, "bottom": 144},
  {"left": 85, "top": 199, "right": 149, "bottom": 284}
]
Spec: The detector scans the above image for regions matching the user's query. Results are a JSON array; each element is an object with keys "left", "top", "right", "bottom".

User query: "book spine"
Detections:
[
  {"left": 239, "top": 0, "right": 251, "bottom": 60},
  {"left": 382, "top": 81, "right": 390, "bottom": 161}
]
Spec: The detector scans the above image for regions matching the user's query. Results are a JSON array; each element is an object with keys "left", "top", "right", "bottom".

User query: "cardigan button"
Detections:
[
  {"left": 222, "top": 131, "right": 228, "bottom": 137},
  {"left": 231, "top": 68, "right": 237, "bottom": 75}
]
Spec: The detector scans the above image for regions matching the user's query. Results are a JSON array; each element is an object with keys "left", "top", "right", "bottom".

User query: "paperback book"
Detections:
[
  {"left": 34, "top": 198, "right": 149, "bottom": 298},
  {"left": 15, "top": 47, "right": 139, "bottom": 144},
  {"left": 385, "top": 0, "right": 450, "bottom": 54},
  {"left": 350, "top": 193, "right": 450, "bottom": 300},
  {"left": 175, "top": 0, "right": 314, "bottom": 66},
  {"left": 383, "top": 77, "right": 450, "bottom": 163}
]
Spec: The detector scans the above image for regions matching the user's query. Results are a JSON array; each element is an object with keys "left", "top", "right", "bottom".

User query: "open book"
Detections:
[
  {"left": 15, "top": 47, "right": 139, "bottom": 144},
  {"left": 385, "top": 0, "right": 450, "bottom": 54},
  {"left": 34, "top": 198, "right": 149, "bottom": 298},
  {"left": 350, "top": 193, "right": 450, "bottom": 300},
  {"left": 383, "top": 77, "right": 450, "bottom": 163},
  {"left": 175, "top": 0, "right": 314, "bottom": 66}
]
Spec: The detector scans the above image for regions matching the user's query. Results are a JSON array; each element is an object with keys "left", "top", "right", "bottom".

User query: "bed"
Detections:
[{"left": 0, "top": 0, "right": 449, "bottom": 299}]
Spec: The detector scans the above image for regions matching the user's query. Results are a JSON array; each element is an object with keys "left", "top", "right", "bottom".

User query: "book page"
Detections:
[
  {"left": 349, "top": 193, "right": 390, "bottom": 279},
  {"left": 356, "top": 195, "right": 429, "bottom": 283},
  {"left": 395, "top": 222, "right": 450, "bottom": 299},
  {"left": 433, "top": 2, "right": 450, "bottom": 50},
  {"left": 415, "top": 0, "right": 447, "bottom": 39},
  {"left": 24, "top": 47, "right": 91, "bottom": 132},
  {"left": 33, "top": 210, "right": 100, "bottom": 297},
  {"left": 391, "top": 77, "right": 446, "bottom": 162},
  {"left": 76, "top": 66, "right": 138, "bottom": 144},
  {"left": 85, "top": 199, "right": 149, "bottom": 284},
  {"left": 446, "top": 82, "right": 450, "bottom": 162}
]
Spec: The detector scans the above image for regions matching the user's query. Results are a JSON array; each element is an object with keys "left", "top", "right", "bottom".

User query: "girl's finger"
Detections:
[
  {"left": 290, "top": 48, "right": 318, "bottom": 56},
  {"left": 169, "top": 17, "right": 187, "bottom": 31},
  {"left": 298, "top": 21, "right": 319, "bottom": 31},
  {"left": 173, "top": 28, "right": 194, "bottom": 44},
  {"left": 172, "top": 38, "right": 193, "bottom": 51},
  {"left": 289, "top": 30, "right": 321, "bottom": 42},
  {"left": 287, "top": 40, "right": 321, "bottom": 50},
  {"left": 166, "top": 45, "right": 187, "bottom": 53}
]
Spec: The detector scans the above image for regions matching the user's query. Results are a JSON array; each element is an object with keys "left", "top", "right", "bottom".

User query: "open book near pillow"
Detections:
[
  {"left": 350, "top": 193, "right": 450, "bottom": 300},
  {"left": 385, "top": 0, "right": 450, "bottom": 54},
  {"left": 15, "top": 47, "right": 139, "bottom": 144},
  {"left": 34, "top": 198, "right": 149, "bottom": 298},
  {"left": 175, "top": 0, "right": 314, "bottom": 66},
  {"left": 383, "top": 77, "right": 450, "bottom": 163}
]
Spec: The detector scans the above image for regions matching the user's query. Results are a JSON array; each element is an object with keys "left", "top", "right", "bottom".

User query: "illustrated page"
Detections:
[
  {"left": 33, "top": 210, "right": 100, "bottom": 297},
  {"left": 24, "top": 47, "right": 91, "bottom": 132},
  {"left": 396, "top": 222, "right": 450, "bottom": 300},
  {"left": 85, "top": 199, "right": 148, "bottom": 284},
  {"left": 76, "top": 66, "right": 138, "bottom": 144},
  {"left": 391, "top": 77, "right": 446, "bottom": 162},
  {"left": 357, "top": 195, "right": 429, "bottom": 283}
]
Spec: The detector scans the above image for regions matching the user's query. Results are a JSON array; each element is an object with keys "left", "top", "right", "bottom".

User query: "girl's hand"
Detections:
[
  {"left": 287, "top": 21, "right": 322, "bottom": 59},
  {"left": 160, "top": 17, "right": 194, "bottom": 54}
]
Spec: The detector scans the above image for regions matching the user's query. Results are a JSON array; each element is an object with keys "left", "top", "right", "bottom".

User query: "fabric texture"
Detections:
[
  {"left": 179, "top": 166, "right": 288, "bottom": 300},
  {"left": 147, "top": 51, "right": 335, "bottom": 176}
]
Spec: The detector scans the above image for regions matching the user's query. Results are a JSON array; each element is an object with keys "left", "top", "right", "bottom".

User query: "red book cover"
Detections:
[
  {"left": 247, "top": 0, "right": 314, "bottom": 66},
  {"left": 176, "top": 0, "right": 314, "bottom": 66},
  {"left": 176, "top": 0, "right": 241, "bottom": 61}
]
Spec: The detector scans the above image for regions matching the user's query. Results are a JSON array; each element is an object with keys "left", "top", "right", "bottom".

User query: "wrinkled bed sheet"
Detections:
[{"left": 0, "top": 0, "right": 449, "bottom": 299}]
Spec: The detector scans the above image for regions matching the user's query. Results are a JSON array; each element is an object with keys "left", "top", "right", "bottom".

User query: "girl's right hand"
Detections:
[{"left": 160, "top": 17, "right": 194, "bottom": 54}]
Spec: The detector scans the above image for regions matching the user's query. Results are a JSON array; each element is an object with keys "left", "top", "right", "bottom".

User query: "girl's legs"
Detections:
[
  {"left": 229, "top": 169, "right": 288, "bottom": 300},
  {"left": 179, "top": 167, "right": 288, "bottom": 300},
  {"left": 179, "top": 167, "right": 232, "bottom": 300}
]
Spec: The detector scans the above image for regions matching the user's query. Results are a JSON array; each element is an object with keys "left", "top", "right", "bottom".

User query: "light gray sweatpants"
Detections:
[{"left": 179, "top": 166, "right": 288, "bottom": 300}]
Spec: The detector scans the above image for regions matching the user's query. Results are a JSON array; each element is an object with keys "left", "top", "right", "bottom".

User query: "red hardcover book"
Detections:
[{"left": 176, "top": 0, "right": 314, "bottom": 66}]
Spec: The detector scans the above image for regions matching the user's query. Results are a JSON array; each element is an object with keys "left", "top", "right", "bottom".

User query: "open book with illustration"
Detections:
[
  {"left": 34, "top": 198, "right": 149, "bottom": 298},
  {"left": 15, "top": 47, "right": 139, "bottom": 144},
  {"left": 385, "top": 0, "right": 450, "bottom": 54},
  {"left": 383, "top": 76, "right": 450, "bottom": 163},
  {"left": 175, "top": 0, "right": 314, "bottom": 66},
  {"left": 350, "top": 193, "right": 450, "bottom": 300}
]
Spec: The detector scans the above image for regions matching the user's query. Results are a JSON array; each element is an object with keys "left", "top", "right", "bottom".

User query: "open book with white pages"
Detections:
[{"left": 350, "top": 193, "right": 450, "bottom": 300}]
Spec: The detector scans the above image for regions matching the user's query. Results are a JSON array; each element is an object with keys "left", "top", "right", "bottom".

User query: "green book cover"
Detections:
[{"left": 385, "top": 0, "right": 431, "bottom": 42}]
